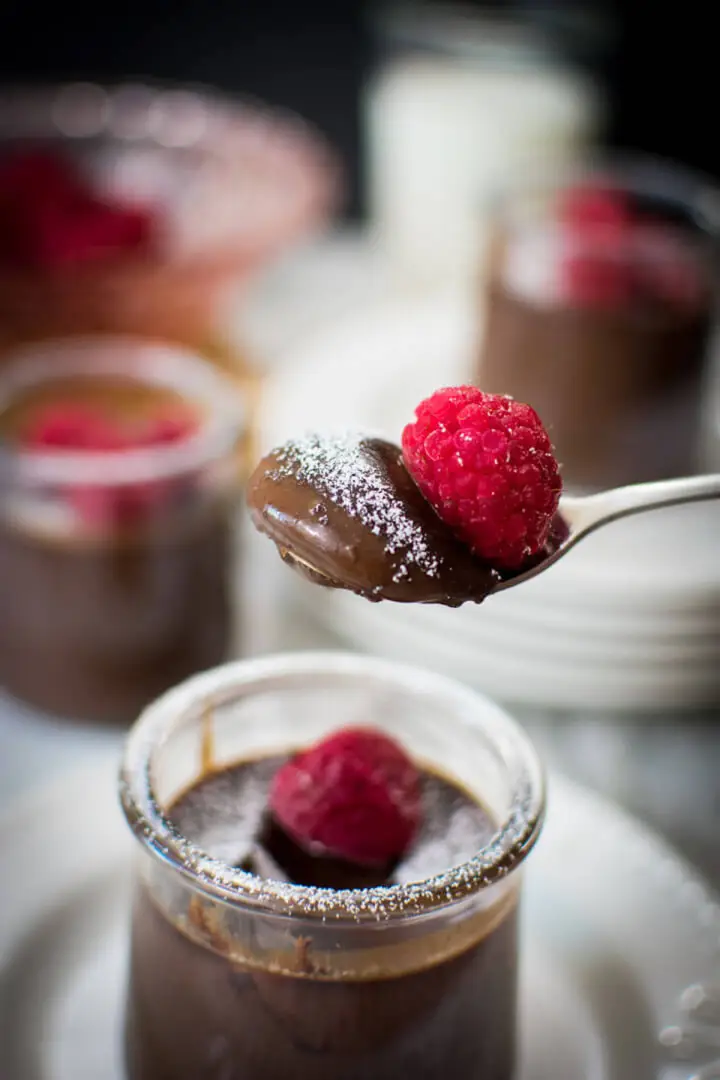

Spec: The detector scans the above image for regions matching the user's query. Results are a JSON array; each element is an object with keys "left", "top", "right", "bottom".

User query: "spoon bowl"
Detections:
[{"left": 274, "top": 472, "right": 720, "bottom": 600}]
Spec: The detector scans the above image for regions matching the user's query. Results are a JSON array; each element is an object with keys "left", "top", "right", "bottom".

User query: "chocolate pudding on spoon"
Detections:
[{"left": 247, "top": 385, "right": 563, "bottom": 604}]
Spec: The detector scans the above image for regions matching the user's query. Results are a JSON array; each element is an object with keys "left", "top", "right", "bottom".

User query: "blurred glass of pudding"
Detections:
[
  {"left": 0, "top": 83, "right": 339, "bottom": 371},
  {"left": 477, "top": 159, "right": 719, "bottom": 490},
  {"left": 0, "top": 337, "right": 244, "bottom": 724}
]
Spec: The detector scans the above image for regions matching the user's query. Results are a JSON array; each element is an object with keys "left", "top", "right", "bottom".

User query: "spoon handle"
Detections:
[
  {"left": 561, "top": 473, "right": 720, "bottom": 538},
  {"left": 561, "top": 473, "right": 720, "bottom": 540}
]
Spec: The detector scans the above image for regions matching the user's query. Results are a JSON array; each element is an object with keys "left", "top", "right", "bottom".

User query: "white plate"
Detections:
[
  {"left": 1, "top": 759, "right": 719, "bottom": 1080},
  {"left": 259, "top": 294, "right": 720, "bottom": 709},
  {"left": 294, "top": 582, "right": 720, "bottom": 711}
]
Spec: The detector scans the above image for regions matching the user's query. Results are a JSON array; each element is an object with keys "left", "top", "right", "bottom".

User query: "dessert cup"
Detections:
[
  {"left": 0, "top": 81, "right": 339, "bottom": 374},
  {"left": 477, "top": 156, "right": 720, "bottom": 490},
  {"left": 0, "top": 336, "right": 244, "bottom": 724},
  {"left": 119, "top": 651, "right": 545, "bottom": 1080}
]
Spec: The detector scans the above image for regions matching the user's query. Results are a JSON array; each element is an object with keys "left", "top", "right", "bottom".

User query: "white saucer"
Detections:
[
  {"left": 259, "top": 294, "right": 720, "bottom": 710},
  {"left": 0, "top": 758, "right": 719, "bottom": 1080}
]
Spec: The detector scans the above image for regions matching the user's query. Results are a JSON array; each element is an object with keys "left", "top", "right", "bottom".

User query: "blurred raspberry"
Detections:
[
  {"left": 21, "top": 401, "right": 198, "bottom": 529},
  {"left": 558, "top": 183, "right": 635, "bottom": 307},
  {"left": 0, "top": 148, "right": 153, "bottom": 269},
  {"left": 21, "top": 404, "right": 125, "bottom": 451},
  {"left": 560, "top": 183, "right": 631, "bottom": 236},
  {"left": 0, "top": 150, "right": 85, "bottom": 202},
  {"left": 561, "top": 251, "right": 632, "bottom": 307}
]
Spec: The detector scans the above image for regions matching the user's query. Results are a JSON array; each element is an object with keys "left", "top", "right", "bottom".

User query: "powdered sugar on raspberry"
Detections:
[{"left": 270, "top": 432, "right": 441, "bottom": 578}]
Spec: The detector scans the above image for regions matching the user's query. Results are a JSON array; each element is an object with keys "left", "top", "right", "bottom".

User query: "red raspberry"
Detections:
[
  {"left": 559, "top": 183, "right": 631, "bottom": 235},
  {"left": 5, "top": 197, "right": 152, "bottom": 270},
  {"left": 21, "top": 402, "right": 197, "bottom": 529},
  {"left": 21, "top": 404, "right": 126, "bottom": 451},
  {"left": 0, "top": 148, "right": 153, "bottom": 270},
  {"left": 0, "top": 150, "right": 86, "bottom": 203},
  {"left": 269, "top": 727, "right": 422, "bottom": 868},
  {"left": 22, "top": 402, "right": 197, "bottom": 452},
  {"left": 558, "top": 184, "right": 635, "bottom": 307},
  {"left": 402, "top": 386, "right": 561, "bottom": 569},
  {"left": 561, "top": 251, "right": 633, "bottom": 308}
]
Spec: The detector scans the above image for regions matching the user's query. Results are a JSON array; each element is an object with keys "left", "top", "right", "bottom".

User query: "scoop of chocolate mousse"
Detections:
[{"left": 246, "top": 433, "right": 500, "bottom": 605}]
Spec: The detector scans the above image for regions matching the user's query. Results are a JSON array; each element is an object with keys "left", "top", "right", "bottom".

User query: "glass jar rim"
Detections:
[
  {"left": 486, "top": 150, "right": 720, "bottom": 236},
  {"left": 0, "top": 336, "right": 244, "bottom": 486},
  {"left": 119, "top": 651, "right": 546, "bottom": 923}
]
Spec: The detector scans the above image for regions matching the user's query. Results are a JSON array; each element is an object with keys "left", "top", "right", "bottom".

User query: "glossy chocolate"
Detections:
[{"left": 247, "top": 434, "right": 500, "bottom": 606}]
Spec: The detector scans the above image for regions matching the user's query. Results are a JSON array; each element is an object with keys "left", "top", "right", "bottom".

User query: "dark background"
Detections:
[{"left": 0, "top": 0, "right": 713, "bottom": 217}]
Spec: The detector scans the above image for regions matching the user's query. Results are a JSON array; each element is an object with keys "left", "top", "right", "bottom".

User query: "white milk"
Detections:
[{"left": 365, "top": 48, "right": 603, "bottom": 289}]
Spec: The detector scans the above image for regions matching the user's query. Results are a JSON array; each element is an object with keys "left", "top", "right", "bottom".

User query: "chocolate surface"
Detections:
[
  {"left": 125, "top": 756, "right": 517, "bottom": 1080},
  {"left": 247, "top": 434, "right": 500, "bottom": 605},
  {"left": 170, "top": 753, "right": 497, "bottom": 889}
]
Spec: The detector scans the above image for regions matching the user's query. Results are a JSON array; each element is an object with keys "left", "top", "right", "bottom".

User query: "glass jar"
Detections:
[
  {"left": 0, "top": 336, "right": 244, "bottom": 724},
  {"left": 119, "top": 650, "right": 545, "bottom": 1080},
  {"left": 477, "top": 155, "right": 720, "bottom": 490},
  {"left": 0, "top": 81, "right": 339, "bottom": 377},
  {"left": 364, "top": 2, "right": 605, "bottom": 287}
]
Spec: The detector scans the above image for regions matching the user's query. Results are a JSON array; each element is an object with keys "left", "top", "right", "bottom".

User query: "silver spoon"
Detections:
[{"left": 495, "top": 472, "right": 720, "bottom": 593}]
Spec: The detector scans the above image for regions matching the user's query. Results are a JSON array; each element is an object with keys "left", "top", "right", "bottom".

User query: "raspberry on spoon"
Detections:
[
  {"left": 401, "top": 386, "right": 561, "bottom": 570},
  {"left": 269, "top": 727, "right": 423, "bottom": 868}
]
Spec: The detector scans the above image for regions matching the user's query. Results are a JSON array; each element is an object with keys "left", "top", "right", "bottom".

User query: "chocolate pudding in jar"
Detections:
[
  {"left": 120, "top": 652, "right": 545, "bottom": 1080},
  {"left": 0, "top": 338, "right": 244, "bottom": 724},
  {"left": 477, "top": 159, "right": 719, "bottom": 490}
]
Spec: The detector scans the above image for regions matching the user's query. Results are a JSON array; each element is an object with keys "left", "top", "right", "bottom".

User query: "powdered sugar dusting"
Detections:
[
  {"left": 270, "top": 432, "right": 441, "bottom": 579},
  {"left": 155, "top": 794, "right": 533, "bottom": 921},
  {"left": 162, "top": 755, "right": 529, "bottom": 920},
  {"left": 172, "top": 756, "right": 495, "bottom": 887}
]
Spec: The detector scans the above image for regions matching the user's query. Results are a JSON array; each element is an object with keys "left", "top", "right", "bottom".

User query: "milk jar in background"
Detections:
[{"left": 364, "top": 3, "right": 607, "bottom": 291}]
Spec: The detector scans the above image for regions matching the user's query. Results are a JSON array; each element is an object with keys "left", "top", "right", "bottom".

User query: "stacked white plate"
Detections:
[{"left": 260, "top": 292, "right": 720, "bottom": 712}]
